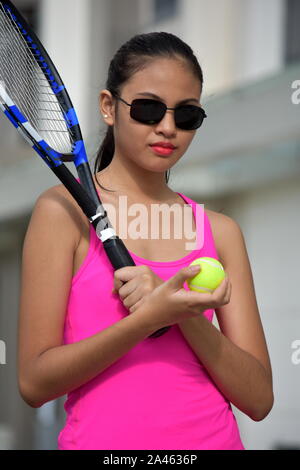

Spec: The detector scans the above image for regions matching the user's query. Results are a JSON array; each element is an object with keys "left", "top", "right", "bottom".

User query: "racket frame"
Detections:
[{"left": 0, "top": 0, "right": 170, "bottom": 338}]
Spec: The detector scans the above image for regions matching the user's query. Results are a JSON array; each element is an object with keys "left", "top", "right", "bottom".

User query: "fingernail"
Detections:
[{"left": 191, "top": 265, "right": 200, "bottom": 272}]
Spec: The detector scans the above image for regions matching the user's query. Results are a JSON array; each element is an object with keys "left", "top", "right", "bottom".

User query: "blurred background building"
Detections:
[{"left": 0, "top": 0, "right": 300, "bottom": 450}]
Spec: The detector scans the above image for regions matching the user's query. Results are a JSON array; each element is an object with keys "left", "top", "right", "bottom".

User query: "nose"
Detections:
[{"left": 154, "top": 109, "right": 177, "bottom": 137}]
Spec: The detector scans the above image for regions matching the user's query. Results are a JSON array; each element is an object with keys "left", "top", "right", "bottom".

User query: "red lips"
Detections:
[{"left": 150, "top": 141, "right": 176, "bottom": 149}]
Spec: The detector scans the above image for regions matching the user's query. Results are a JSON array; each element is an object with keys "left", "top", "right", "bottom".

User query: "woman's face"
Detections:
[{"left": 101, "top": 57, "right": 202, "bottom": 174}]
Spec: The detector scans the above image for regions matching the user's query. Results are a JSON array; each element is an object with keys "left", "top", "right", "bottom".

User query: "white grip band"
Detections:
[{"left": 98, "top": 227, "right": 116, "bottom": 243}]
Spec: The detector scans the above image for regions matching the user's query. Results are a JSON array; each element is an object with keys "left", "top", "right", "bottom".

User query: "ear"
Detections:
[{"left": 99, "top": 89, "right": 115, "bottom": 126}]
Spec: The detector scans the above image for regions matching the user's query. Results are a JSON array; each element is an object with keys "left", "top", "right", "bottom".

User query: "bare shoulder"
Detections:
[
  {"left": 205, "top": 208, "right": 242, "bottom": 263},
  {"left": 205, "top": 207, "right": 238, "bottom": 230},
  {"left": 29, "top": 183, "right": 88, "bottom": 249}
]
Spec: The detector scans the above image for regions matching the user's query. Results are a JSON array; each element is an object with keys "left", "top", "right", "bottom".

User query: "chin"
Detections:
[
  {"left": 145, "top": 163, "right": 173, "bottom": 174},
  {"left": 146, "top": 156, "right": 178, "bottom": 171}
]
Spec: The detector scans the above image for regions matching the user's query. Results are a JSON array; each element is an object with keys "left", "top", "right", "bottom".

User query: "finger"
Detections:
[
  {"left": 166, "top": 265, "right": 201, "bottom": 291},
  {"left": 129, "top": 299, "right": 143, "bottom": 314},
  {"left": 186, "top": 277, "right": 228, "bottom": 307},
  {"left": 112, "top": 266, "right": 140, "bottom": 293},
  {"left": 112, "top": 279, "right": 124, "bottom": 293},
  {"left": 118, "top": 279, "right": 138, "bottom": 300},
  {"left": 122, "top": 290, "right": 143, "bottom": 309},
  {"left": 212, "top": 277, "right": 229, "bottom": 297},
  {"left": 210, "top": 277, "right": 230, "bottom": 305},
  {"left": 114, "top": 266, "right": 145, "bottom": 285}
]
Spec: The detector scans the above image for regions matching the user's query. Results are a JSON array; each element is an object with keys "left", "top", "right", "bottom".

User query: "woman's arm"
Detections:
[
  {"left": 178, "top": 214, "right": 274, "bottom": 421},
  {"left": 18, "top": 187, "right": 157, "bottom": 408}
]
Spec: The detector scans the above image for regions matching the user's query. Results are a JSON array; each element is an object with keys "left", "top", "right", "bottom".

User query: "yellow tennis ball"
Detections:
[{"left": 187, "top": 257, "right": 225, "bottom": 293}]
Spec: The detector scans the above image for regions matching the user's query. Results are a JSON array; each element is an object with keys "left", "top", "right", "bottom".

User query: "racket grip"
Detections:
[
  {"left": 103, "top": 237, "right": 170, "bottom": 338},
  {"left": 103, "top": 237, "right": 135, "bottom": 269}
]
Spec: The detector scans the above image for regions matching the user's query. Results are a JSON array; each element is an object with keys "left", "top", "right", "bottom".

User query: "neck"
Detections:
[{"left": 97, "top": 154, "right": 173, "bottom": 202}]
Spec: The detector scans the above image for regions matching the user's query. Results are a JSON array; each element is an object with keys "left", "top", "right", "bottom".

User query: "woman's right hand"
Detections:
[{"left": 132, "top": 265, "right": 231, "bottom": 330}]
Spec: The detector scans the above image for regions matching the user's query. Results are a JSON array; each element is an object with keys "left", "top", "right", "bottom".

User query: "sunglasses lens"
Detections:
[
  {"left": 128, "top": 98, "right": 206, "bottom": 130},
  {"left": 130, "top": 99, "right": 165, "bottom": 124},
  {"left": 175, "top": 105, "right": 206, "bottom": 130}
]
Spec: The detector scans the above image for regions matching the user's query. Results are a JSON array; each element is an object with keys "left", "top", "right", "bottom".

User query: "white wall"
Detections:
[
  {"left": 146, "top": 0, "right": 286, "bottom": 97},
  {"left": 232, "top": 0, "right": 285, "bottom": 87}
]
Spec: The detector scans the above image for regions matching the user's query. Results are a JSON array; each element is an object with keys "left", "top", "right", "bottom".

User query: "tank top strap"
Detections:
[{"left": 176, "top": 192, "right": 205, "bottom": 253}]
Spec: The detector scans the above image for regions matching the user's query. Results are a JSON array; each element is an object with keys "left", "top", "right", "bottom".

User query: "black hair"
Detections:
[{"left": 94, "top": 31, "right": 204, "bottom": 192}]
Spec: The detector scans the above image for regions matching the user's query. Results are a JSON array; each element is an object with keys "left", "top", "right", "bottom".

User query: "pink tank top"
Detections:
[{"left": 57, "top": 192, "right": 244, "bottom": 450}]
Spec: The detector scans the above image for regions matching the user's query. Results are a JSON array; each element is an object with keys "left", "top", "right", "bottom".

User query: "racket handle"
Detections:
[
  {"left": 49, "top": 170, "right": 170, "bottom": 339},
  {"left": 103, "top": 237, "right": 135, "bottom": 269},
  {"left": 103, "top": 237, "right": 170, "bottom": 338}
]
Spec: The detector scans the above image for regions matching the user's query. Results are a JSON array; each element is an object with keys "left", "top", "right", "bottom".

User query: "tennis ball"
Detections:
[{"left": 187, "top": 257, "right": 225, "bottom": 293}]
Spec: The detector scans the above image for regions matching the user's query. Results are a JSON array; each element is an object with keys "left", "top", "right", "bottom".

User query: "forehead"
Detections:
[{"left": 123, "top": 57, "right": 201, "bottom": 99}]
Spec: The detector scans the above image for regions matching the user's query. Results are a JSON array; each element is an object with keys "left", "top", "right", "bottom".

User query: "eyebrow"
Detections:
[{"left": 135, "top": 92, "right": 199, "bottom": 105}]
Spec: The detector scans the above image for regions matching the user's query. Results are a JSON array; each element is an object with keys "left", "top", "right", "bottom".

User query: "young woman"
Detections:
[{"left": 18, "top": 32, "right": 274, "bottom": 450}]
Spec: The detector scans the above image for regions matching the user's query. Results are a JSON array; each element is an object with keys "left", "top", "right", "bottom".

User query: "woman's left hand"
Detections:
[{"left": 112, "top": 265, "right": 164, "bottom": 313}]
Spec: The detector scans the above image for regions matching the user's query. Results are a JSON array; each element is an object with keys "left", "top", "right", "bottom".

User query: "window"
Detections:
[
  {"left": 154, "top": 0, "right": 178, "bottom": 22},
  {"left": 285, "top": 0, "right": 300, "bottom": 65}
]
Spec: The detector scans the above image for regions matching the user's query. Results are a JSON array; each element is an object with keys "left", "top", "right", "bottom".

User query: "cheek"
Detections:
[
  {"left": 179, "top": 132, "right": 196, "bottom": 154},
  {"left": 116, "top": 122, "right": 148, "bottom": 154}
]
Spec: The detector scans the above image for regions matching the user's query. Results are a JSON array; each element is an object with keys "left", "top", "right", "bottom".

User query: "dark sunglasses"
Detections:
[{"left": 113, "top": 94, "right": 207, "bottom": 130}]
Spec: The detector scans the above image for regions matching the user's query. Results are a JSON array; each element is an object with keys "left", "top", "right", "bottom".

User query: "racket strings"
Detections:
[
  {"left": 0, "top": 4, "right": 74, "bottom": 154},
  {"left": 0, "top": 10, "right": 72, "bottom": 152},
  {"left": 1, "top": 30, "right": 67, "bottom": 141},
  {"left": 0, "top": 10, "right": 71, "bottom": 148}
]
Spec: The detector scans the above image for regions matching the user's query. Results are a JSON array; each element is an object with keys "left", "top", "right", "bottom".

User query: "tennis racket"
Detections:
[{"left": 0, "top": 0, "right": 170, "bottom": 338}]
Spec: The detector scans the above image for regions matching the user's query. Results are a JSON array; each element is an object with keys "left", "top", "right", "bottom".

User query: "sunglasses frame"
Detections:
[{"left": 112, "top": 94, "right": 207, "bottom": 130}]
